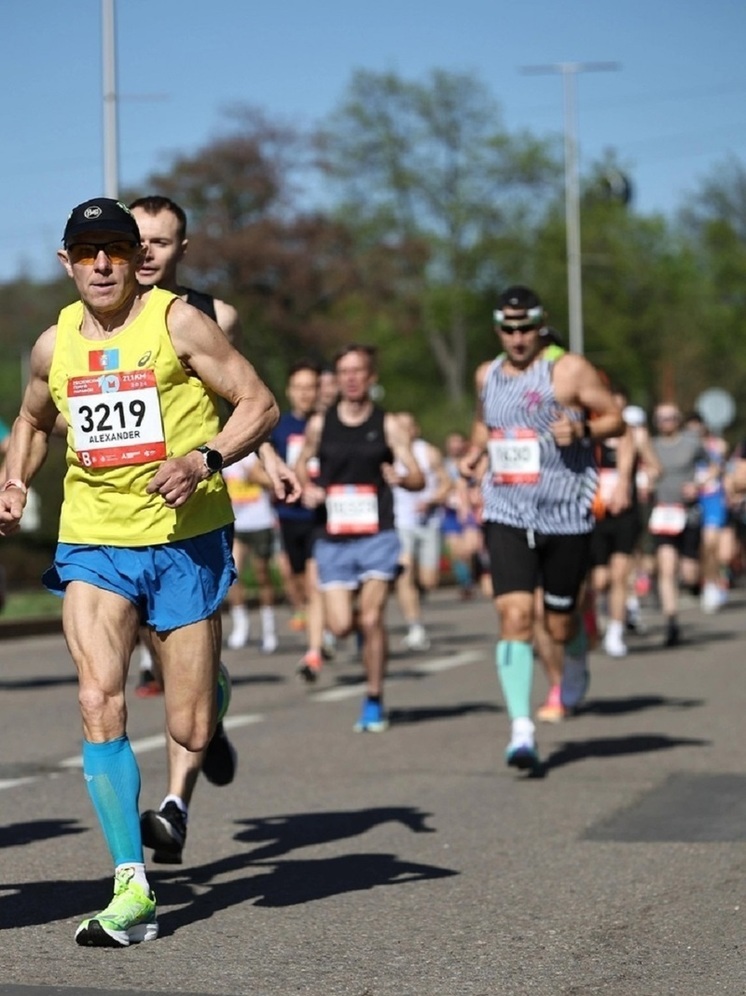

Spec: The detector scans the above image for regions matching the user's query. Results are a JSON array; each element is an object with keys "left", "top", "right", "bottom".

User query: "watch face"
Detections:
[{"left": 205, "top": 449, "right": 223, "bottom": 472}]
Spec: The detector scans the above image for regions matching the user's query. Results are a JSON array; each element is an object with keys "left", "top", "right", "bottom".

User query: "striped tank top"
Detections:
[{"left": 480, "top": 354, "right": 597, "bottom": 534}]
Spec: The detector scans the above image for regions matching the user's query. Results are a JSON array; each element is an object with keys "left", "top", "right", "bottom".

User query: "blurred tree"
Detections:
[
  {"left": 129, "top": 107, "right": 364, "bottom": 389},
  {"left": 317, "top": 69, "right": 562, "bottom": 415},
  {"left": 676, "top": 156, "right": 746, "bottom": 431}
]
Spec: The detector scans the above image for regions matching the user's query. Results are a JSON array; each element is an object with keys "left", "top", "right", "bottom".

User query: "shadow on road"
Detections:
[
  {"left": 0, "top": 675, "right": 78, "bottom": 691},
  {"left": 156, "top": 804, "right": 459, "bottom": 934},
  {"left": 541, "top": 733, "right": 709, "bottom": 773},
  {"left": 625, "top": 627, "right": 740, "bottom": 655},
  {"left": 0, "top": 818, "right": 85, "bottom": 850},
  {"left": 575, "top": 694, "right": 703, "bottom": 717},
  {"left": 387, "top": 702, "right": 500, "bottom": 725},
  {"left": 0, "top": 806, "right": 458, "bottom": 933}
]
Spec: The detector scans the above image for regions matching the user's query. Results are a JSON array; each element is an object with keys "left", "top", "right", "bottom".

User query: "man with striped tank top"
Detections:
[{"left": 461, "top": 286, "right": 624, "bottom": 773}]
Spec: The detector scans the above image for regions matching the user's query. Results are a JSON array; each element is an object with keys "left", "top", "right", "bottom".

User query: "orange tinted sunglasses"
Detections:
[{"left": 67, "top": 240, "right": 139, "bottom": 265}]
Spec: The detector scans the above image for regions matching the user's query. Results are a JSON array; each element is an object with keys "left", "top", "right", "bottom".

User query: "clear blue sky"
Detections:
[{"left": 2, "top": 0, "right": 745, "bottom": 282}]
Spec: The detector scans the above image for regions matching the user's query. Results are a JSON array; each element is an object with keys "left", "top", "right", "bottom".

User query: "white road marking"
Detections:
[
  {"left": 414, "top": 650, "right": 483, "bottom": 674},
  {"left": 312, "top": 650, "right": 483, "bottom": 702},
  {"left": 56, "top": 714, "right": 264, "bottom": 769},
  {"left": 0, "top": 777, "right": 37, "bottom": 791}
]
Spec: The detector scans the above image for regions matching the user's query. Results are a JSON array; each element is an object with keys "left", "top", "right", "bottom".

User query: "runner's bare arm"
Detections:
[
  {"left": 383, "top": 412, "right": 425, "bottom": 491},
  {"left": 0, "top": 326, "right": 59, "bottom": 532},
  {"left": 554, "top": 354, "right": 625, "bottom": 441},
  {"left": 254, "top": 444, "right": 302, "bottom": 502},
  {"left": 146, "top": 300, "right": 278, "bottom": 508},
  {"left": 461, "top": 361, "right": 492, "bottom": 476},
  {"left": 213, "top": 299, "right": 242, "bottom": 349},
  {"left": 167, "top": 299, "right": 278, "bottom": 464}
]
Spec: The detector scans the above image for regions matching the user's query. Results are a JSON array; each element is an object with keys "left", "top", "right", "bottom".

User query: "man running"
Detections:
[
  {"left": 461, "top": 286, "right": 624, "bottom": 772},
  {"left": 0, "top": 197, "right": 280, "bottom": 945}
]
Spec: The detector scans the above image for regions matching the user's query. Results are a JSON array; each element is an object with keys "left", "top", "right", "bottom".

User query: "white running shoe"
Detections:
[
  {"left": 505, "top": 718, "right": 540, "bottom": 772},
  {"left": 401, "top": 623, "right": 430, "bottom": 651},
  {"left": 227, "top": 623, "right": 249, "bottom": 650},
  {"left": 603, "top": 628, "right": 628, "bottom": 658},
  {"left": 227, "top": 606, "right": 250, "bottom": 649},
  {"left": 700, "top": 583, "right": 723, "bottom": 615}
]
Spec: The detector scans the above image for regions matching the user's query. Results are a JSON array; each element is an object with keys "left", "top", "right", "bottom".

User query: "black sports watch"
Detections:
[{"left": 196, "top": 445, "right": 224, "bottom": 475}]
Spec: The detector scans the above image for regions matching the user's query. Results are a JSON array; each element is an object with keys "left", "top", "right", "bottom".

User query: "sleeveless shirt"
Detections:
[
  {"left": 223, "top": 453, "right": 276, "bottom": 532},
  {"left": 480, "top": 353, "right": 597, "bottom": 534},
  {"left": 185, "top": 288, "right": 217, "bottom": 321},
  {"left": 393, "top": 437, "right": 441, "bottom": 529},
  {"left": 317, "top": 404, "right": 395, "bottom": 538},
  {"left": 49, "top": 286, "right": 233, "bottom": 545},
  {"left": 271, "top": 410, "right": 315, "bottom": 523}
]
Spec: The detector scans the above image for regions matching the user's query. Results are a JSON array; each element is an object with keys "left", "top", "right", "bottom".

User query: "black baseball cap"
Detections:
[
  {"left": 63, "top": 198, "right": 141, "bottom": 247},
  {"left": 497, "top": 285, "right": 542, "bottom": 311}
]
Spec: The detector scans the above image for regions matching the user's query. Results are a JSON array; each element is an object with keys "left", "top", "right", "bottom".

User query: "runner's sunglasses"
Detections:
[{"left": 66, "top": 240, "right": 140, "bottom": 265}]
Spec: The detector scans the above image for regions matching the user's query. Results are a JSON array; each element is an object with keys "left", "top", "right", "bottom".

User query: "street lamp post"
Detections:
[
  {"left": 520, "top": 62, "right": 620, "bottom": 355},
  {"left": 102, "top": 0, "right": 119, "bottom": 198}
]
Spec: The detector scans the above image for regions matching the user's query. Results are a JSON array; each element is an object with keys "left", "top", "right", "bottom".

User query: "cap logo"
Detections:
[{"left": 84, "top": 206, "right": 103, "bottom": 220}]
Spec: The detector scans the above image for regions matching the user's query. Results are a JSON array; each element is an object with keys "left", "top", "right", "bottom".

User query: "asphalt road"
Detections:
[{"left": 1, "top": 585, "right": 746, "bottom": 996}]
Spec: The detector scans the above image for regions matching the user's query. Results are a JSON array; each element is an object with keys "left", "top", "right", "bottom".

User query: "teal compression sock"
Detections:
[
  {"left": 82, "top": 736, "right": 143, "bottom": 866},
  {"left": 452, "top": 560, "right": 473, "bottom": 589},
  {"left": 496, "top": 640, "right": 534, "bottom": 720}
]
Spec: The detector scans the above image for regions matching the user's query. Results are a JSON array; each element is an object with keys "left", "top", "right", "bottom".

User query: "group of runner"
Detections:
[{"left": 1, "top": 193, "right": 742, "bottom": 950}]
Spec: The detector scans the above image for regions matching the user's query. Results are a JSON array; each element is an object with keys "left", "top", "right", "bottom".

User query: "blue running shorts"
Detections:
[
  {"left": 43, "top": 526, "right": 236, "bottom": 631},
  {"left": 313, "top": 530, "right": 401, "bottom": 590}
]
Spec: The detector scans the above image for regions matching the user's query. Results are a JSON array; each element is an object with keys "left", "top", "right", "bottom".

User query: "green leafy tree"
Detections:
[
  {"left": 317, "top": 69, "right": 562, "bottom": 417},
  {"left": 130, "top": 107, "right": 363, "bottom": 389}
]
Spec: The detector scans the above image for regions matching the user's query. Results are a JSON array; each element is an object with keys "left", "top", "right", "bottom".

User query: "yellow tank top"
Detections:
[{"left": 49, "top": 287, "right": 234, "bottom": 545}]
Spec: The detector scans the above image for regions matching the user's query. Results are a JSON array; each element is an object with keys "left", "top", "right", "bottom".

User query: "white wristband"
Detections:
[{"left": 2, "top": 479, "right": 28, "bottom": 495}]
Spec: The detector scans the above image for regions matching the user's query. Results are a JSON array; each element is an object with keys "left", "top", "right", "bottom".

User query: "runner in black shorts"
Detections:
[
  {"left": 589, "top": 395, "right": 645, "bottom": 658},
  {"left": 486, "top": 524, "right": 591, "bottom": 609},
  {"left": 461, "top": 286, "right": 624, "bottom": 773}
]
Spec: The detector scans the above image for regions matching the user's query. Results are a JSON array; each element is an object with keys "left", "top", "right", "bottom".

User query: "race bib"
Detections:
[
  {"left": 648, "top": 503, "right": 687, "bottom": 536},
  {"left": 488, "top": 429, "right": 540, "bottom": 484},
  {"left": 325, "top": 484, "right": 379, "bottom": 535},
  {"left": 285, "top": 433, "right": 304, "bottom": 469},
  {"left": 67, "top": 370, "right": 166, "bottom": 469},
  {"left": 598, "top": 468, "right": 620, "bottom": 504}
]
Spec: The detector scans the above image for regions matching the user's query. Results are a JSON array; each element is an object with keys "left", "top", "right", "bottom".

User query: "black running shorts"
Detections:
[{"left": 484, "top": 521, "right": 591, "bottom": 614}]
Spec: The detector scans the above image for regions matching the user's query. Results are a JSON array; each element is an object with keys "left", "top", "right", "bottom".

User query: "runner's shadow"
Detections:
[
  {"left": 575, "top": 695, "right": 702, "bottom": 717},
  {"left": 0, "top": 818, "right": 86, "bottom": 849},
  {"left": 1, "top": 806, "right": 458, "bottom": 933},
  {"left": 541, "top": 733, "right": 709, "bottom": 773},
  {"left": 154, "top": 805, "right": 456, "bottom": 934},
  {"left": 0, "top": 675, "right": 78, "bottom": 690},
  {"left": 387, "top": 703, "right": 500, "bottom": 726},
  {"left": 228, "top": 673, "right": 285, "bottom": 687},
  {"left": 0, "top": 875, "right": 108, "bottom": 928},
  {"left": 232, "top": 806, "right": 436, "bottom": 860},
  {"left": 157, "top": 851, "right": 458, "bottom": 933},
  {"left": 629, "top": 629, "right": 740, "bottom": 654}
]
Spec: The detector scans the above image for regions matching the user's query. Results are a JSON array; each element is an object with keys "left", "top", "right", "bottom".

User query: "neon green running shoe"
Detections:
[{"left": 75, "top": 866, "right": 158, "bottom": 947}]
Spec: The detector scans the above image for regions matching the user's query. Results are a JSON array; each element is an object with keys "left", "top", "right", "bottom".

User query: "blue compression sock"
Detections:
[
  {"left": 496, "top": 641, "right": 534, "bottom": 720},
  {"left": 82, "top": 736, "right": 143, "bottom": 866}
]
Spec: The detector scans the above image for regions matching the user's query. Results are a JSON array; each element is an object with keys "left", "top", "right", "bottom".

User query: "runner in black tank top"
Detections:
[{"left": 295, "top": 345, "right": 424, "bottom": 733}]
